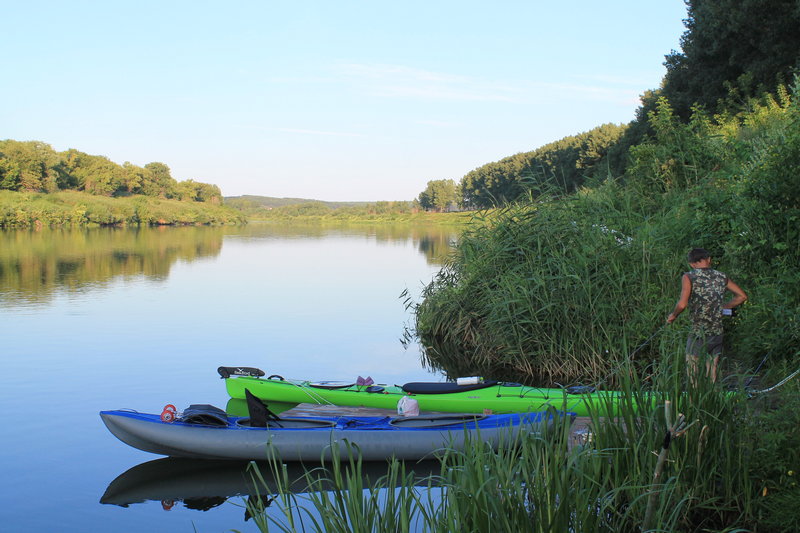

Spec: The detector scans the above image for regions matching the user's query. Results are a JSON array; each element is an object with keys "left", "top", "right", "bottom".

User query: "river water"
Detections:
[{"left": 0, "top": 222, "right": 457, "bottom": 532}]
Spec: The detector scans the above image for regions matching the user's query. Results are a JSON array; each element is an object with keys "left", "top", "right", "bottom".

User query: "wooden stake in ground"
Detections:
[{"left": 642, "top": 400, "right": 696, "bottom": 531}]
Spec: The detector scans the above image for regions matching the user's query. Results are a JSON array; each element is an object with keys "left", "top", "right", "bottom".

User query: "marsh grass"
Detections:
[
  {"left": 243, "top": 444, "right": 430, "bottom": 533},
  {"left": 410, "top": 190, "right": 681, "bottom": 386},
  {"left": 243, "top": 358, "right": 771, "bottom": 532}
]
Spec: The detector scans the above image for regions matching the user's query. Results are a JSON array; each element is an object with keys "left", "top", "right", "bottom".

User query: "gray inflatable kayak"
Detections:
[{"left": 99, "top": 408, "right": 557, "bottom": 461}]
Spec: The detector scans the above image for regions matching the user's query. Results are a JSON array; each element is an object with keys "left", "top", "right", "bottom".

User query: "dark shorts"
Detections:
[{"left": 686, "top": 334, "right": 723, "bottom": 358}]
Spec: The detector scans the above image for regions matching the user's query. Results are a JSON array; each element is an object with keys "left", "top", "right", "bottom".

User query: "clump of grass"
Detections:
[
  {"left": 244, "top": 443, "right": 430, "bottom": 533},
  {"left": 409, "top": 190, "right": 684, "bottom": 386}
]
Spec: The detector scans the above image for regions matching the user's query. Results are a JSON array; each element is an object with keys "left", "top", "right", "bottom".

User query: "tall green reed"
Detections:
[
  {"left": 584, "top": 345, "right": 760, "bottom": 531},
  {"left": 243, "top": 443, "right": 432, "bottom": 533},
  {"left": 244, "top": 352, "right": 769, "bottom": 532},
  {"left": 411, "top": 190, "right": 681, "bottom": 386}
]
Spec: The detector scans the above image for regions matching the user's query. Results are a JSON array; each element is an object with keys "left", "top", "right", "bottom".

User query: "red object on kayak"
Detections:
[{"left": 160, "top": 404, "right": 177, "bottom": 423}]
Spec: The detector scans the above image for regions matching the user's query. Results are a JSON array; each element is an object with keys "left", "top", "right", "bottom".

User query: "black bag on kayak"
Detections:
[{"left": 180, "top": 404, "right": 230, "bottom": 426}]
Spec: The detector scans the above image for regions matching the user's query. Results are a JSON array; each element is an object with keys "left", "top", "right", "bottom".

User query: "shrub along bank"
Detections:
[{"left": 0, "top": 190, "right": 246, "bottom": 227}]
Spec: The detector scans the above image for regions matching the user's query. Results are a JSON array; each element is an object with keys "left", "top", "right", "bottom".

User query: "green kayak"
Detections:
[{"left": 219, "top": 367, "right": 633, "bottom": 417}]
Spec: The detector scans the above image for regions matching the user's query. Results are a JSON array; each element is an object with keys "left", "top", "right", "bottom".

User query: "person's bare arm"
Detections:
[
  {"left": 723, "top": 279, "right": 747, "bottom": 309},
  {"left": 667, "top": 274, "right": 692, "bottom": 323}
]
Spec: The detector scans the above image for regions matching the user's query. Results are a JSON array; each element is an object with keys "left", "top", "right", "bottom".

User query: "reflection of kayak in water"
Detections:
[
  {"left": 101, "top": 458, "right": 255, "bottom": 511},
  {"left": 219, "top": 367, "right": 631, "bottom": 416},
  {"left": 101, "top": 457, "right": 443, "bottom": 509},
  {"left": 100, "top": 405, "right": 558, "bottom": 461}
]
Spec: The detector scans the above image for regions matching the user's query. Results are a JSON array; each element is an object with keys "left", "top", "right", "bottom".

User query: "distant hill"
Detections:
[{"left": 224, "top": 195, "right": 368, "bottom": 210}]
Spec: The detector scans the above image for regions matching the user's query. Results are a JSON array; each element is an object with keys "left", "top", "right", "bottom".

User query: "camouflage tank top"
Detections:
[{"left": 687, "top": 268, "right": 727, "bottom": 336}]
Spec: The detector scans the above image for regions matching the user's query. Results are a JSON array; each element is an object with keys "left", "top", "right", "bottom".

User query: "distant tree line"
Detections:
[
  {"left": 417, "top": 0, "right": 800, "bottom": 210},
  {"left": 225, "top": 195, "right": 371, "bottom": 212},
  {"left": 247, "top": 199, "right": 419, "bottom": 219},
  {"left": 460, "top": 123, "right": 626, "bottom": 209},
  {"left": 0, "top": 140, "right": 222, "bottom": 203},
  {"left": 415, "top": 123, "right": 626, "bottom": 210}
]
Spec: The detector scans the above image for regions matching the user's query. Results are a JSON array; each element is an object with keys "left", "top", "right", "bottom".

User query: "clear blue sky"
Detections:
[{"left": 2, "top": 1, "right": 688, "bottom": 201}]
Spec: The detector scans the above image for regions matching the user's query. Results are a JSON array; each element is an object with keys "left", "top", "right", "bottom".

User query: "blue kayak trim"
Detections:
[{"left": 100, "top": 410, "right": 547, "bottom": 431}]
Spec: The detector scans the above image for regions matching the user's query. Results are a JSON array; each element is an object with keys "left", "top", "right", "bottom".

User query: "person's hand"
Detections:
[{"left": 666, "top": 313, "right": 676, "bottom": 324}]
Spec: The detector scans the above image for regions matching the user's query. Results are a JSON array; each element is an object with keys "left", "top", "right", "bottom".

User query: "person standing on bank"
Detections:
[{"left": 666, "top": 248, "right": 748, "bottom": 382}]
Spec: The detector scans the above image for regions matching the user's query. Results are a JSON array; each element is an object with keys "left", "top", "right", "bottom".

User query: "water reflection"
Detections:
[
  {"left": 416, "top": 233, "right": 454, "bottom": 265},
  {"left": 0, "top": 223, "right": 458, "bottom": 306},
  {"left": 223, "top": 222, "right": 458, "bottom": 264},
  {"left": 0, "top": 227, "right": 224, "bottom": 306},
  {"left": 101, "top": 457, "right": 441, "bottom": 515}
]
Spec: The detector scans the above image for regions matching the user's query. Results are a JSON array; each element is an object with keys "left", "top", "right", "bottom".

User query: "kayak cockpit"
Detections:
[{"left": 235, "top": 417, "right": 337, "bottom": 429}]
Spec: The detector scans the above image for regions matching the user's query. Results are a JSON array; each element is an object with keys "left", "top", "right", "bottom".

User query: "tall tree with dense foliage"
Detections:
[
  {"left": 142, "top": 162, "right": 177, "bottom": 198},
  {"left": 597, "top": 0, "right": 800, "bottom": 177},
  {"left": 663, "top": 0, "right": 800, "bottom": 118}
]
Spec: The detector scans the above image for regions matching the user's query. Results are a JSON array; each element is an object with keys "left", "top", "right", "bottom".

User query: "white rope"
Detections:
[
  {"left": 282, "top": 378, "right": 340, "bottom": 406},
  {"left": 747, "top": 367, "right": 800, "bottom": 395}
]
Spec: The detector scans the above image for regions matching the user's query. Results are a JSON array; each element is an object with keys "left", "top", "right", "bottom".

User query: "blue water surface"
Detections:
[{"left": 0, "top": 223, "right": 454, "bottom": 533}]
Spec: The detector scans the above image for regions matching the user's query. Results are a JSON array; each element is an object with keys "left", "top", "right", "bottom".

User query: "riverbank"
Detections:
[
  {"left": 250, "top": 209, "right": 474, "bottom": 226},
  {"left": 0, "top": 190, "right": 246, "bottom": 228}
]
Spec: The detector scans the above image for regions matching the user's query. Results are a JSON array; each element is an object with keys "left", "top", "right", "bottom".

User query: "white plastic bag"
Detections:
[{"left": 397, "top": 396, "right": 419, "bottom": 417}]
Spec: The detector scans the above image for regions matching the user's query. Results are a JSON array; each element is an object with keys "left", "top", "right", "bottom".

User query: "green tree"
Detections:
[
  {"left": 419, "top": 179, "right": 458, "bottom": 211},
  {"left": 196, "top": 182, "right": 222, "bottom": 204},
  {"left": 121, "top": 162, "right": 147, "bottom": 195},
  {"left": 142, "top": 162, "right": 177, "bottom": 198},
  {"left": 175, "top": 179, "right": 222, "bottom": 203},
  {"left": 74, "top": 155, "right": 125, "bottom": 196},
  {"left": 0, "top": 156, "right": 21, "bottom": 190},
  {"left": 662, "top": 0, "right": 800, "bottom": 119},
  {"left": 62, "top": 149, "right": 121, "bottom": 194},
  {"left": 0, "top": 140, "right": 64, "bottom": 192}
]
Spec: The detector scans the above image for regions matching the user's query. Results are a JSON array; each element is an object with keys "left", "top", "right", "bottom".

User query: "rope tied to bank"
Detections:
[{"left": 747, "top": 366, "right": 800, "bottom": 395}]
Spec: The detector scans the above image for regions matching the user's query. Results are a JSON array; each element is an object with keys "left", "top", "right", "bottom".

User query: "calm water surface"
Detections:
[{"left": 0, "top": 222, "right": 457, "bottom": 532}]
